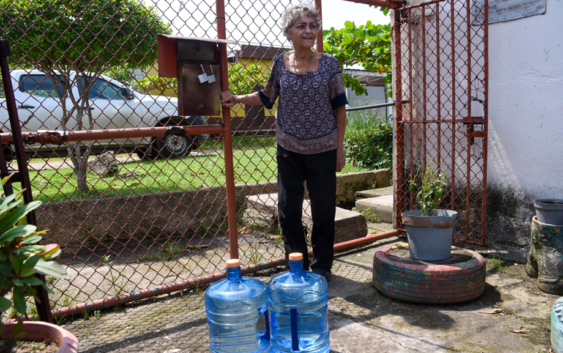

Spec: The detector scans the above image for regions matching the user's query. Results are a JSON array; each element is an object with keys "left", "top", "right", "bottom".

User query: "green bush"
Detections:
[{"left": 343, "top": 115, "right": 392, "bottom": 170}]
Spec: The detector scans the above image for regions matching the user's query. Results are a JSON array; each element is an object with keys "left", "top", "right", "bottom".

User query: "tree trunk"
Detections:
[{"left": 76, "top": 156, "right": 90, "bottom": 193}]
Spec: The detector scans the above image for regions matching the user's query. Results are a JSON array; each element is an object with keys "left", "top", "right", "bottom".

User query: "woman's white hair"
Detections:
[{"left": 281, "top": 3, "right": 322, "bottom": 42}]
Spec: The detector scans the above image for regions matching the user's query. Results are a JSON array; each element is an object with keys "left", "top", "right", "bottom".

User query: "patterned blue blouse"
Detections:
[{"left": 259, "top": 53, "right": 348, "bottom": 155}]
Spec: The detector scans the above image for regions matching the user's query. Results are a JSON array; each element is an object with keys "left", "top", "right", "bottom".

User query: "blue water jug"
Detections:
[
  {"left": 267, "top": 253, "right": 330, "bottom": 353},
  {"left": 205, "top": 259, "right": 270, "bottom": 353},
  {"left": 552, "top": 297, "right": 563, "bottom": 353}
]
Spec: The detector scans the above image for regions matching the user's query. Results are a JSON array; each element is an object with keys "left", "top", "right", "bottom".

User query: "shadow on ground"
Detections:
[{"left": 61, "top": 237, "right": 557, "bottom": 353}]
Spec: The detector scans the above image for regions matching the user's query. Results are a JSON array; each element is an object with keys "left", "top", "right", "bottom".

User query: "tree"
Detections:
[
  {"left": 323, "top": 17, "right": 392, "bottom": 97},
  {"left": 228, "top": 64, "right": 270, "bottom": 95},
  {"left": 1, "top": 0, "right": 170, "bottom": 193}
]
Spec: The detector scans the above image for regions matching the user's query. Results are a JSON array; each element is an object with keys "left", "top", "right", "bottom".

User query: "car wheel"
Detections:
[{"left": 155, "top": 134, "right": 194, "bottom": 159}]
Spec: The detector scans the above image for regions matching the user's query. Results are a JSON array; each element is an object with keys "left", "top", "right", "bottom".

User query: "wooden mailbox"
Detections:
[{"left": 157, "top": 35, "right": 236, "bottom": 116}]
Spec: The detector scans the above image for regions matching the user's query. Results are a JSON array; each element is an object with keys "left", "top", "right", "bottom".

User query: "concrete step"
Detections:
[
  {"left": 355, "top": 194, "right": 394, "bottom": 224},
  {"left": 244, "top": 193, "right": 367, "bottom": 243},
  {"left": 356, "top": 186, "right": 394, "bottom": 199}
]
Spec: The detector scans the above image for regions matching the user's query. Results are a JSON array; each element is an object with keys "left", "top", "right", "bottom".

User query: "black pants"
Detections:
[{"left": 277, "top": 144, "right": 336, "bottom": 275}]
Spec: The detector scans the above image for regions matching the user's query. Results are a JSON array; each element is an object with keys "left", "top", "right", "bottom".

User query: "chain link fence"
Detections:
[
  {"left": 393, "top": 0, "right": 488, "bottom": 245},
  {"left": 0, "top": 0, "right": 488, "bottom": 319},
  {"left": 0, "top": 0, "right": 319, "bottom": 315}
]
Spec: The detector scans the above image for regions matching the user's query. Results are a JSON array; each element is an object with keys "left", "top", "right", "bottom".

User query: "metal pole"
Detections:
[
  {"left": 216, "top": 0, "right": 239, "bottom": 260},
  {"left": 0, "top": 39, "right": 53, "bottom": 323},
  {"left": 392, "top": 9, "right": 405, "bottom": 229},
  {"left": 315, "top": 0, "right": 323, "bottom": 53},
  {"left": 0, "top": 125, "right": 225, "bottom": 144},
  {"left": 481, "top": 0, "right": 489, "bottom": 246}
]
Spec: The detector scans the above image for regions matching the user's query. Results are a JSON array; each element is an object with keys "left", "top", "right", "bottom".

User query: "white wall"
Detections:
[{"left": 487, "top": 0, "right": 563, "bottom": 199}]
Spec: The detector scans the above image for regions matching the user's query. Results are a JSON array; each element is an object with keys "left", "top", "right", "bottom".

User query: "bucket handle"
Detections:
[{"left": 290, "top": 308, "right": 299, "bottom": 351}]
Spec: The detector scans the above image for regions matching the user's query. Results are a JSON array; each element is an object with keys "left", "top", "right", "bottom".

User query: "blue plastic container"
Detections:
[
  {"left": 205, "top": 259, "right": 270, "bottom": 353},
  {"left": 267, "top": 253, "right": 329, "bottom": 353},
  {"left": 552, "top": 297, "right": 563, "bottom": 353}
]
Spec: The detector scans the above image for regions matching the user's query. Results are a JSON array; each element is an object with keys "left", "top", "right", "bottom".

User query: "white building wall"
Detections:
[
  {"left": 486, "top": 0, "right": 563, "bottom": 249},
  {"left": 396, "top": 0, "right": 563, "bottom": 251}
]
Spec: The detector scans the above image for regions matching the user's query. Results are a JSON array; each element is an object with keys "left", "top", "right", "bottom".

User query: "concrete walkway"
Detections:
[{"left": 62, "top": 237, "right": 557, "bottom": 353}]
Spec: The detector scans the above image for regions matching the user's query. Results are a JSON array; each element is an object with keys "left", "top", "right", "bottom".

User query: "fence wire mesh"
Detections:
[
  {"left": 0, "top": 0, "right": 488, "bottom": 317},
  {"left": 393, "top": 0, "right": 488, "bottom": 245},
  {"left": 0, "top": 0, "right": 314, "bottom": 313}
]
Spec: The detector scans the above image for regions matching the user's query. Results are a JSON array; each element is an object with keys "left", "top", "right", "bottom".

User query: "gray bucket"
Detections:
[
  {"left": 534, "top": 199, "right": 563, "bottom": 226},
  {"left": 401, "top": 210, "right": 458, "bottom": 261}
]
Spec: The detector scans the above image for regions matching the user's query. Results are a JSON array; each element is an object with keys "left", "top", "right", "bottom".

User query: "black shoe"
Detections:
[{"left": 312, "top": 269, "right": 331, "bottom": 283}]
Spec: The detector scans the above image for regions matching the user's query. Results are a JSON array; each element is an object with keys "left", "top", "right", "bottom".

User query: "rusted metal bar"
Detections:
[
  {"left": 315, "top": 0, "right": 323, "bottom": 53},
  {"left": 436, "top": 2, "right": 442, "bottom": 166},
  {"left": 408, "top": 8, "right": 414, "bottom": 211},
  {"left": 465, "top": 0, "right": 472, "bottom": 240},
  {"left": 0, "top": 39, "right": 53, "bottom": 323},
  {"left": 342, "top": 0, "right": 401, "bottom": 8},
  {"left": 216, "top": 0, "right": 239, "bottom": 260},
  {"left": 51, "top": 229, "right": 404, "bottom": 318},
  {"left": 450, "top": 0, "right": 456, "bottom": 211},
  {"left": 422, "top": 9, "right": 427, "bottom": 170},
  {"left": 392, "top": 8, "right": 405, "bottom": 227},
  {"left": 0, "top": 125, "right": 224, "bottom": 145},
  {"left": 482, "top": 0, "right": 489, "bottom": 246}
]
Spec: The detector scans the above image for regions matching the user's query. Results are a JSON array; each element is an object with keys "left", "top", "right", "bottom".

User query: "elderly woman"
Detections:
[{"left": 221, "top": 4, "right": 347, "bottom": 281}]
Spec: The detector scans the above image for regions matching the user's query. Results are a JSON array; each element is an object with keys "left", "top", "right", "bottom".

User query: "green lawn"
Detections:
[{"left": 29, "top": 145, "right": 368, "bottom": 203}]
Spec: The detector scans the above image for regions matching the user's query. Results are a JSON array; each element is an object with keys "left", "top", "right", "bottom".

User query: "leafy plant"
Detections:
[
  {"left": 409, "top": 162, "right": 448, "bottom": 216},
  {"left": 0, "top": 176, "right": 67, "bottom": 341},
  {"left": 228, "top": 64, "right": 270, "bottom": 96},
  {"left": 323, "top": 19, "right": 392, "bottom": 97},
  {"left": 136, "top": 76, "right": 178, "bottom": 94},
  {"left": 343, "top": 115, "right": 392, "bottom": 170}
]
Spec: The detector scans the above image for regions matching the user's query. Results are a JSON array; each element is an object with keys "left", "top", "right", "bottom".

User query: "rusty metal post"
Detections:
[
  {"left": 315, "top": 0, "right": 323, "bottom": 53},
  {"left": 0, "top": 39, "right": 53, "bottom": 323},
  {"left": 216, "top": 0, "right": 239, "bottom": 260},
  {"left": 481, "top": 0, "right": 489, "bottom": 246},
  {"left": 392, "top": 8, "right": 404, "bottom": 228}
]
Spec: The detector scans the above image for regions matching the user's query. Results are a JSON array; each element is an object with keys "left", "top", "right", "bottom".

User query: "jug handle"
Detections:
[
  {"left": 290, "top": 308, "right": 299, "bottom": 351},
  {"left": 259, "top": 309, "right": 271, "bottom": 341}
]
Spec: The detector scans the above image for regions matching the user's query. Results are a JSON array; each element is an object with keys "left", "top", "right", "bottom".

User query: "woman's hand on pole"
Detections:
[
  {"left": 221, "top": 91, "right": 238, "bottom": 108},
  {"left": 336, "top": 147, "right": 345, "bottom": 172}
]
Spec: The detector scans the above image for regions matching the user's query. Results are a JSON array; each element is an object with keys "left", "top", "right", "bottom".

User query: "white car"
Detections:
[{"left": 0, "top": 70, "right": 206, "bottom": 160}]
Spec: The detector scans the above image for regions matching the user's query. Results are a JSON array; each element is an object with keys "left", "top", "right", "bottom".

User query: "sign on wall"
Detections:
[{"left": 472, "top": 0, "right": 546, "bottom": 24}]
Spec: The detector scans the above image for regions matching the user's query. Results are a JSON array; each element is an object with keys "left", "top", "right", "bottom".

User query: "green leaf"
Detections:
[
  {"left": 20, "top": 268, "right": 36, "bottom": 277},
  {"left": 0, "top": 263, "right": 12, "bottom": 277},
  {"left": 0, "top": 201, "right": 42, "bottom": 234},
  {"left": 0, "top": 225, "right": 37, "bottom": 244},
  {"left": 35, "top": 259, "right": 67, "bottom": 278},
  {"left": 22, "top": 276, "right": 43, "bottom": 286},
  {"left": 20, "top": 235, "right": 42, "bottom": 245},
  {"left": 12, "top": 287, "right": 26, "bottom": 314},
  {"left": 12, "top": 279, "right": 23, "bottom": 286},
  {"left": 0, "top": 297, "right": 11, "bottom": 312},
  {"left": 9, "top": 256, "right": 21, "bottom": 274},
  {"left": 22, "top": 255, "right": 40, "bottom": 272}
]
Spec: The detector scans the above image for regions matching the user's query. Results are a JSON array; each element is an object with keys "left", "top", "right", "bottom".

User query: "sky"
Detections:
[
  {"left": 149, "top": 0, "right": 390, "bottom": 48},
  {"left": 321, "top": 0, "right": 390, "bottom": 29}
]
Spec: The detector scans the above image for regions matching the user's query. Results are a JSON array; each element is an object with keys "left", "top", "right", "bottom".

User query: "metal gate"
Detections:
[{"left": 392, "top": 0, "right": 489, "bottom": 245}]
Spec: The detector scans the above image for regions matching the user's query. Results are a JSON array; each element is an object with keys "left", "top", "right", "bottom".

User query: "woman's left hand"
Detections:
[{"left": 336, "top": 147, "right": 345, "bottom": 172}]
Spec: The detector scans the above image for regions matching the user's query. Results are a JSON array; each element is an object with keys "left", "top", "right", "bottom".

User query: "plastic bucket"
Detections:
[
  {"left": 534, "top": 199, "right": 563, "bottom": 226},
  {"left": 401, "top": 210, "right": 458, "bottom": 261}
]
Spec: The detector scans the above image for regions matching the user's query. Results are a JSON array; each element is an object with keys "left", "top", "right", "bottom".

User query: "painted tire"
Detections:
[{"left": 373, "top": 243, "right": 486, "bottom": 304}]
